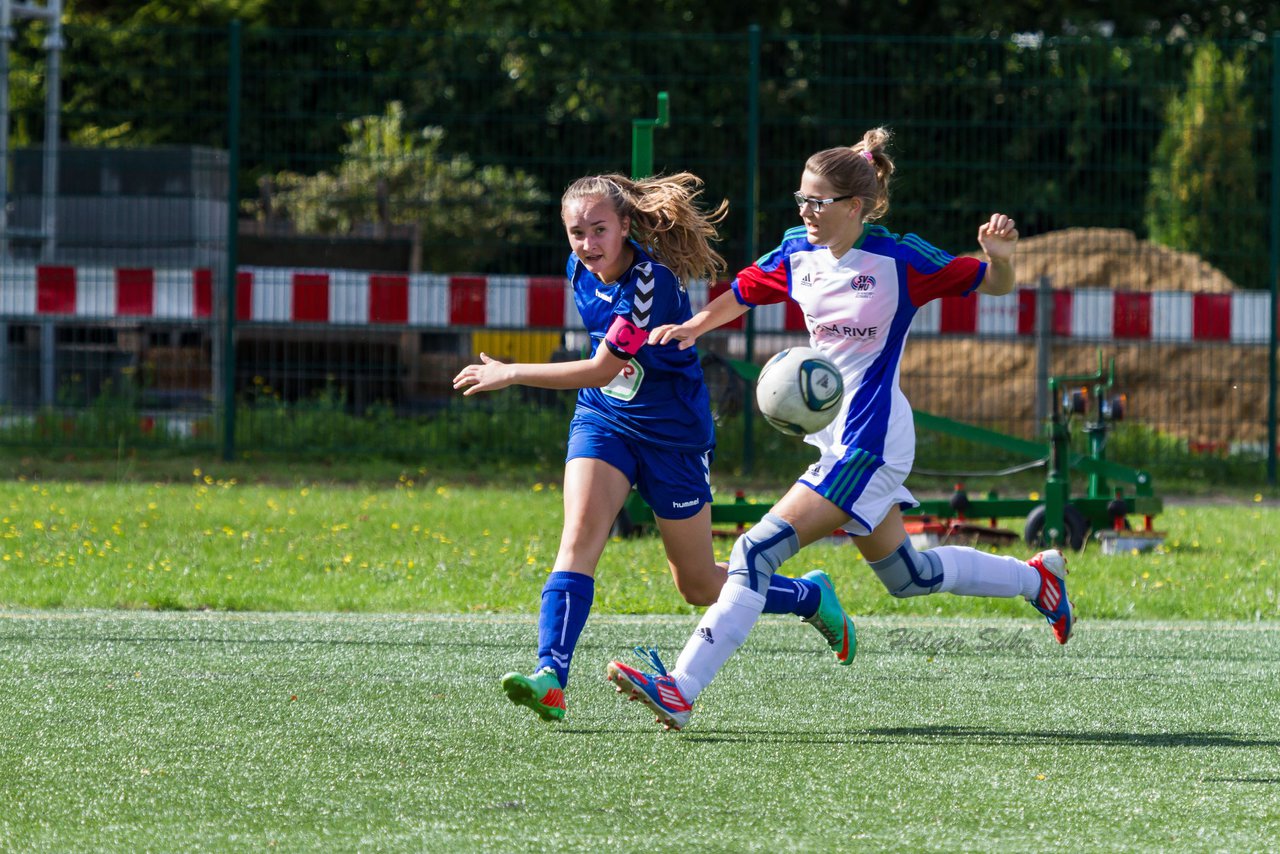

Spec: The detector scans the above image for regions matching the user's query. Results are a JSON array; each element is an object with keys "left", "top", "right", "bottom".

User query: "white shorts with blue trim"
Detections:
[{"left": 796, "top": 405, "right": 918, "bottom": 536}]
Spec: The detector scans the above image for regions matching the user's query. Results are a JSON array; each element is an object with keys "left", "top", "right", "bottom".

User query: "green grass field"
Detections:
[
  {"left": 0, "top": 475, "right": 1274, "bottom": 620},
  {"left": 0, "top": 467, "right": 1277, "bottom": 850},
  {"left": 1, "top": 610, "right": 1277, "bottom": 851}
]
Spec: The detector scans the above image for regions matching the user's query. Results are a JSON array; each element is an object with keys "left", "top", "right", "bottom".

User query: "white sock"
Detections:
[
  {"left": 933, "top": 546, "right": 1041, "bottom": 599},
  {"left": 671, "top": 583, "right": 767, "bottom": 702}
]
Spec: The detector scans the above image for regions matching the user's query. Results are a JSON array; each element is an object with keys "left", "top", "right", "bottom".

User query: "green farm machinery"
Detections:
[
  {"left": 620, "top": 351, "right": 1162, "bottom": 550},
  {"left": 909, "top": 351, "right": 1162, "bottom": 549}
]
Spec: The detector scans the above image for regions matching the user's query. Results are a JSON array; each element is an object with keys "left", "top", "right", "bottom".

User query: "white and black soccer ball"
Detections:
[{"left": 754, "top": 346, "right": 844, "bottom": 437}]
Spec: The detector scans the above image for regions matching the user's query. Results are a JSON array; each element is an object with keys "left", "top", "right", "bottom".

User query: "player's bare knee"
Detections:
[{"left": 675, "top": 578, "right": 720, "bottom": 607}]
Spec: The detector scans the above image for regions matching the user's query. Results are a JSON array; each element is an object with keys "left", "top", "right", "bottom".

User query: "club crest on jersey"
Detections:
[{"left": 849, "top": 274, "right": 876, "bottom": 295}]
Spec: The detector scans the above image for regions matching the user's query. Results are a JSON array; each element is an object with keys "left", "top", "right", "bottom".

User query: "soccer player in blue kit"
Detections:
[
  {"left": 606, "top": 129, "right": 1075, "bottom": 731},
  {"left": 453, "top": 172, "right": 855, "bottom": 722}
]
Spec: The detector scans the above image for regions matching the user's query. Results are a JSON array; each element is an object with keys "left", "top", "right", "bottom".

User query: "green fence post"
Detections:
[
  {"left": 742, "top": 24, "right": 761, "bottom": 475},
  {"left": 221, "top": 20, "right": 242, "bottom": 462},
  {"left": 1269, "top": 32, "right": 1279, "bottom": 486},
  {"left": 630, "top": 91, "right": 669, "bottom": 179}
]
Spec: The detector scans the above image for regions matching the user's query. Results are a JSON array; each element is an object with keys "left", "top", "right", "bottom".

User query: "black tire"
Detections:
[{"left": 1023, "top": 504, "right": 1089, "bottom": 550}]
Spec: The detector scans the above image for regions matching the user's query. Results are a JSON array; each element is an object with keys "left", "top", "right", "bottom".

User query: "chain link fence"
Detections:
[{"left": 1, "top": 24, "right": 1276, "bottom": 485}]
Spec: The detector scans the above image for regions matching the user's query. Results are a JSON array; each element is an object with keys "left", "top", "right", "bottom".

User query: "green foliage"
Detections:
[
  {"left": 234, "top": 386, "right": 570, "bottom": 466},
  {"left": 20, "top": 13, "right": 1273, "bottom": 274},
  {"left": 63, "top": 0, "right": 1280, "bottom": 40},
  {"left": 0, "top": 389, "right": 1270, "bottom": 489},
  {"left": 67, "top": 121, "right": 135, "bottom": 147},
  {"left": 0, "top": 375, "right": 211, "bottom": 451},
  {"left": 245, "top": 102, "right": 547, "bottom": 272},
  {"left": 1144, "top": 43, "right": 1265, "bottom": 289}
]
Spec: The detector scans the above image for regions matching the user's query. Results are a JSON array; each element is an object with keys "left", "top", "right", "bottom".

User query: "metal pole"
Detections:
[
  {"left": 630, "top": 91, "right": 668, "bottom": 180},
  {"left": 742, "top": 24, "right": 761, "bottom": 474},
  {"left": 39, "top": 0, "right": 61, "bottom": 261},
  {"left": 39, "top": 318, "right": 53, "bottom": 405},
  {"left": 1268, "top": 32, "right": 1279, "bottom": 486},
  {"left": 1035, "top": 274, "right": 1052, "bottom": 428},
  {"left": 1, "top": 0, "right": 13, "bottom": 259},
  {"left": 220, "top": 19, "right": 241, "bottom": 461},
  {"left": 0, "top": 322, "right": 7, "bottom": 405},
  {"left": 744, "top": 25, "right": 761, "bottom": 275}
]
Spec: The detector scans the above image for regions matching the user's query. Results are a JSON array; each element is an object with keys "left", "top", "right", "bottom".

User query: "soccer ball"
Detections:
[{"left": 754, "top": 346, "right": 844, "bottom": 436}]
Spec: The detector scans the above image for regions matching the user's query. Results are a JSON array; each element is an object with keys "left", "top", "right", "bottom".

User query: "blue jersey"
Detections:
[{"left": 568, "top": 242, "right": 714, "bottom": 452}]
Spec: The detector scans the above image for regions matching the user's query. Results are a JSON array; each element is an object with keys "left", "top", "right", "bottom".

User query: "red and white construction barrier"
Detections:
[
  {"left": 0, "top": 264, "right": 1273, "bottom": 343},
  {"left": 1, "top": 265, "right": 215, "bottom": 320}
]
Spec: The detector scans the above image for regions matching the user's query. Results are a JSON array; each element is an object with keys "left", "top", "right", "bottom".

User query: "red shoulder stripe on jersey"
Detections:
[
  {"left": 733, "top": 261, "right": 790, "bottom": 306},
  {"left": 907, "top": 256, "right": 985, "bottom": 307}
]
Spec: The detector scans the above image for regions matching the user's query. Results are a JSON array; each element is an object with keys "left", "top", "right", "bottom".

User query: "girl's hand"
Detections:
[
  {"left": 977, "top": 213, "right": 1018, "bottom": 261},
  {"left": 649, "top": 323, "right": 699, "bottom": 350},
  {"left": 453, "top": 353, "right": 512, "bottom": 395}
]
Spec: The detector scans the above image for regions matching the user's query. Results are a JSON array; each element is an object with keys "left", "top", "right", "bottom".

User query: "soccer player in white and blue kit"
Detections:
[
  {"left": 454, "top": 173, "right": 855, "bottom": 722},
  {"left": 606, "top": 129, "right": 1074, "bottom": 730}
]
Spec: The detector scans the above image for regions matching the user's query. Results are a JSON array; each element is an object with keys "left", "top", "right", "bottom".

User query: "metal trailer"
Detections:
[{"left": 619, "top": 351, "right": 1163, "bottom": 550}]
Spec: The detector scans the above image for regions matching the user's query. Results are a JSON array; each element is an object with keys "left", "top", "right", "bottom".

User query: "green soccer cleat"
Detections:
[
  {"left": 500, "top": 667, "right": 566, "bottom": 722},
  {"left": 801, "top": 570, "right": 857, "bottom": 665}
]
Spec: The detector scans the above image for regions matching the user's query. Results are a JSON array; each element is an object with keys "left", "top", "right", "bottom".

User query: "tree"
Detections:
[
  {"left": 1144, "top": 43, "right": 1265, "bottom": 289},
  {"left": 246, "top": 102, "right": 547, "bottom": 273}
]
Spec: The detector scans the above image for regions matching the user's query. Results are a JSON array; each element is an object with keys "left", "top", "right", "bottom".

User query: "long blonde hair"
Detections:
[
  {"left": 561, "top": 172, "right": 729, "bottom": 283},
  {"left": 805, "top": 127, "right": 896, "bottom": 222}
]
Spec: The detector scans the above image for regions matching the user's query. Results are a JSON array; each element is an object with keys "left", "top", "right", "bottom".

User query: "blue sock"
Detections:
[
  {"left": 536, "top": 571, "right": 595, "bottom": 688},
  {"left": 763, "top": 574, "right": 820, "bottom": 618}
]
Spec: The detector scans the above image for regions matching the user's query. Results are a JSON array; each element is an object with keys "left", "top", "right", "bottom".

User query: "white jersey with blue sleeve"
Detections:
[{"left": 732, "top": 224, "right": 986, "bottom": 531}]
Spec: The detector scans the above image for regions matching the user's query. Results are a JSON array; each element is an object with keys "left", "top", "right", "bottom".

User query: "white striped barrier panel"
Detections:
[{"left": 0, "top": 264, "right": 1272, "bottom": 343}]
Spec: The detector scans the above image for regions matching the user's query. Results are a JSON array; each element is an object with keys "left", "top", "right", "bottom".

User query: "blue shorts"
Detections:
[{"left": 566, "top": 415, "right": 712, "bottom": 521}]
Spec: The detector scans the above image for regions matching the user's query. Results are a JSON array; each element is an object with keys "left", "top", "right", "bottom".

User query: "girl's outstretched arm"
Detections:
[
  {"left": 453, "top": 345, "right": 627, "bottom": 395},
  {"left": 647, "top": 290, "right": 751, "bottom": 351}
]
